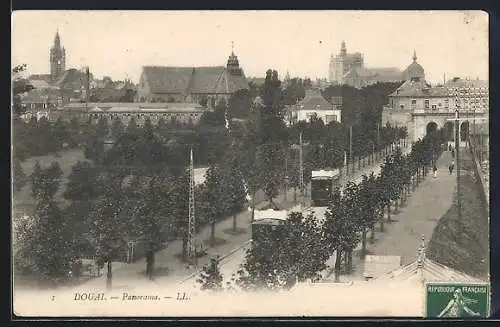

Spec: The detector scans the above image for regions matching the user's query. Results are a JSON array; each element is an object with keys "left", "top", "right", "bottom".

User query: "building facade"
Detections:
[
  {"left": 85, "top": 102, "right": 207, "bottom": 127},
  {"left": 382, "top": 60, "right": 488, "bottom": 143},
  {"left": 287, "top": 89, "right": 342, "bottom": 125},
  {"left": 328, "top": 41, "right": 408, "bottom": 88},
  {"left": 136, "top": 50, "right": 249, "bottom": 107}
]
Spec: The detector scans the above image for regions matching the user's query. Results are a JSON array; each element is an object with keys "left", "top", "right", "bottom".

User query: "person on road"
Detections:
[
  {"left": 433, "top": 165, "right": 438, "bottom": 178},
  {"left": 449, "top": 160, "right": 455, "bottom": 175}
]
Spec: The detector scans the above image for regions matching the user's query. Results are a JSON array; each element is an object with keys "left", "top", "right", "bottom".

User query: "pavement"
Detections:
[
  {"left": 64, "top": 143, "right": 404, "bottom": 291},
  {"left": 334, "top": 150, "right": 458, "bottom": 282}
]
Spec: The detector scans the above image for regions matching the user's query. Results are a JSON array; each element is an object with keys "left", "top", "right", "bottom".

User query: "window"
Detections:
[
  {"left": 411, "top": 99, "right": 416, "bottom": 105},
  {"left": 444, "top": 99, "right": 449, "bottom": 109},
  {"left": 400, "top": 104, "right": 404, "bottom": 109},
  {"left": 424, "top": 100, "right": 430, "bottom": 109},
  {"left": 432, "top": 105, "right": 437, "bottom": 110}
]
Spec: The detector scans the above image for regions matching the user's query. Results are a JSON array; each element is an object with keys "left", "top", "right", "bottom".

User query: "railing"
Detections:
[{"left": 467, "top": 135, "right": 489, "bottom": 214}]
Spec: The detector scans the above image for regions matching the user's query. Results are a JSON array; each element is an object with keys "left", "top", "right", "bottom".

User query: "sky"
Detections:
[{"left": 12, "top": 11, "right": 488, "bottom": 84}]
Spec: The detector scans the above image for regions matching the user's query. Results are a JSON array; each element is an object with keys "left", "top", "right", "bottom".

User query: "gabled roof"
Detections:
[
  {"left": 369, "top": 67, "right": 402, "bottom": 77},
  {"left": 29, "top": 79, "right": 51, "bottom": 89},
  {"left": 142, "top": 66, "right": 193, "bottom": 94},
  {"left": 297, "top": 90, "right": 333, "bottom": 111},
  {"left": 141, "top": 65, "right": 249, "bottom": 95},
  {"left": 191, "top": 67, "right": 225, "bottom": 93},
  {"left": 389, "top": 79, "right": 446, "bottom": 97},
  {"left": 344, "top": 67, "right": 374, "bottom": 78},
  {"left": 56, "top": 69, "right": 85, "bottom": 88},
  {"left": 29, "top": 74, "right": 52, "bottom": 82}
]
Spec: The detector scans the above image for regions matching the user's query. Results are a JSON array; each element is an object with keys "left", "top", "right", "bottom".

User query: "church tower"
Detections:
[
  {"left": 50, "top": 30, "right": 66, "bottom": 83},
  {"left": 226, "top": 41, "right": 242, "bottom": 76}
]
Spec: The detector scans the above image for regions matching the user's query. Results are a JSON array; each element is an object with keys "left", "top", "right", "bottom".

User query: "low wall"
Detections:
[{"left": 467, "top": 140, "right": 489, "bottom": 215}]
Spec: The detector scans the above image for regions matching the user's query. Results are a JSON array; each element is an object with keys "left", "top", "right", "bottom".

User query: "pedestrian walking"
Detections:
[
  {"left": 451, "top": 149, "right": 455, "bottom": 158},
  {"left": 449, "top": 160, "right": 455, "bottom": 175},
  {"left": 433, "top": 165, "right": 438, "bottom": 178}
]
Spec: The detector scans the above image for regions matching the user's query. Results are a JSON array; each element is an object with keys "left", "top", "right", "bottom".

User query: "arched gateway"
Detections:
[{"left": 380, "top": 68, "right": 488, "bottom": 143}]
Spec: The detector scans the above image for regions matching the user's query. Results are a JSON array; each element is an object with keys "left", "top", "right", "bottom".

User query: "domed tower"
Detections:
[
  {"left": 402, "top": 50, "right": 425, "bottom": 81},
  {"left": 226, "top": 41, "right": 242, "bottom": 76},
  {"left": 50, "top": 29, "right": 66, "bottom": 82}
]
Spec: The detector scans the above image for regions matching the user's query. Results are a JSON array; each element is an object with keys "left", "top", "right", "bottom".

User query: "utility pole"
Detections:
[
  {"left": 349, "top": 125, "right": 353, "bottom": 174},
  {"left": 454, "top": 109, "right": 462, "bottom": 223},
  {"left": 187, "top": 148, "right": 196, "bottom": 267},
  {"left": 299, "top": 132, "right": 304, "bottom": 204},
  {"left": 377, "top": 122, "right": 380, "bottom": 160}
]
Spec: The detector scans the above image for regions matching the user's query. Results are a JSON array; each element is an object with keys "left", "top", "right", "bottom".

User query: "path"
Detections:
[{"left": 338, "top": 151, "right": 457, "bottom": 281}]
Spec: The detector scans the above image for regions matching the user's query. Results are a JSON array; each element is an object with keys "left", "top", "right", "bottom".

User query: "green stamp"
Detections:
[{"left": 425, "top": 283, "right": 490, "bottom": 318}]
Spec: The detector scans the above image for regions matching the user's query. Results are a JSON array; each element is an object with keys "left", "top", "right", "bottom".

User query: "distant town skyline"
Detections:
[{"left": 12, "top": 11, "right": 488, "bottom": 84}]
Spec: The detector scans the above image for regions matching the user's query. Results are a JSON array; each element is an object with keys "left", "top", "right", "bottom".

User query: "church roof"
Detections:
[
  {"left": 141, "top": 65, "right": 249, "bottom": 95},
  {"left": 29, "top": 74, "right": 52, "bottom": 83},
  {"left": 369, "top": 67, "right": 404, "bottom": 82},
  {"left": 56, "top": 68, "right": 85, "bottom": 88},
  {"left": 344, "top": 67, "right": 374, "bottom": 78},
  {"left": 29, "top": 79, "right": 51, "bottom": 90}
]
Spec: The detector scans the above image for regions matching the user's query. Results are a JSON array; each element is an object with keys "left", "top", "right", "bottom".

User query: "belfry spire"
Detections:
[{"left": 413, "top": 50, "right": 417, "bottom": 62}]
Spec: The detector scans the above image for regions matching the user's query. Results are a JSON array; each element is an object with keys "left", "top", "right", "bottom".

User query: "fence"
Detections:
[{"left": 467, "top": 135, "right": 489, "bottom": 214}]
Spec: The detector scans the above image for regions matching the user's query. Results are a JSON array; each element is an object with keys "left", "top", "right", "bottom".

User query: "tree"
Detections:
[
  {"left": 379, "top": 155, "right": 395, "bottom": 222},
  {"left": 52, "top": 117, "right": 70, "bottom": 150},
  {"left": 257, "top": 143, "right": 285, "bottom": 206},
  {"left": 202, "top": 164, "right": 225, "bottom": 245},
  {"left": 237, "top": 210, "right": 328, "bottom": 291},
  {"left": 13, "top": 157, "right": 26, "bottom": 193},
  {"left": 111, "top": 118, "right": 125, "bottom": 140},
  {"left": 15, "top": 163, "right": 75, "bottom": 283},
  {"left": 12, "top": 64, "right": 34, "bottom": 117},
  {"left": 282, "top": 212, "right": 328, "bottom": 283},
  {"left": 340, "top": 181, "right": 362, "bottom": 273},
  {"left": 68, "top": 118, "right": 83, "bottom": 148},
  {"left": 63, "top": 161, "right": 99, "bottom": 202},
  {"left": 224, "top": 158, "right": 247, "bottom": 232},
  {"left": 126, "top": 117, "right": 139, "bottom": 135},
  {"left": 129, "top": 176, "right": 176, "bottom": 279},
  {"left": 87, "top": 173, "right": 128, "bottom": 289},
  {"left": 96, "top": 117, "right": 109, "bottom": 138},
  {"left": 197, "top": 257, "right": 224, "bottom": 291},
  {"left": 31, "top": 161, "right": 62, "bottom": 201},
  {"left": 37, "top": 117, "right": 58, "bottom": 154}
]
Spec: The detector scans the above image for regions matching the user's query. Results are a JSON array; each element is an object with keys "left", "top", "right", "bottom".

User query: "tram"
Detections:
[{"left": 311, "top": 169, "right": 340, "bottom": 207}]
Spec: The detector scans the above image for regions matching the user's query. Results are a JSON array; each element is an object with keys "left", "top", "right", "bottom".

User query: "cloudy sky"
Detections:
[{"left": 12, "top": 11, "right": 488, "bottom": 84}]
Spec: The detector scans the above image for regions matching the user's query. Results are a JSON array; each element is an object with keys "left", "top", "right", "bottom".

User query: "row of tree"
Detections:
[{"left": 197, "top": 130, "right": 444, "bottom": 291}]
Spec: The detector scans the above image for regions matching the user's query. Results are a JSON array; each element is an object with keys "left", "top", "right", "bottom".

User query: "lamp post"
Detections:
[{"left": 454, "top": 108, "right": 462, "bottom": 223}]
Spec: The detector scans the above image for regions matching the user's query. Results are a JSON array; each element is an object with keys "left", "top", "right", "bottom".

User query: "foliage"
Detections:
[
  {"left": 237, "top": 211, "right": 327, "bottom": 291},
  {"left": 13, "top": 157, "right": 27, "bottom": 193},
  {"left": 197, "top": 258, "right": 224, "bottom": 291},
  {"left": 15, "top": 163, "right": 75, "bottom": 281}
]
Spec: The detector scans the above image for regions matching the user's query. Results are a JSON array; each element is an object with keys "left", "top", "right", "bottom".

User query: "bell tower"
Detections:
[
  {"left": 226, "top": 41, "right": 242, "bottom": 76},
  {"left": 50, "top": 29, "right": 66, "bottom": 82}
]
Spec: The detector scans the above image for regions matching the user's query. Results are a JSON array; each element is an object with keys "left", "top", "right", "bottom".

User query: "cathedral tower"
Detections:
[{"left": 50, "top": 30, "right": 66, "bottom": 82}]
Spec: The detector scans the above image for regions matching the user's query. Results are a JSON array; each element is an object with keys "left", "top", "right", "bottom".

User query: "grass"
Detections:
[
  {"left": 426, "top": 152, "right": 489, "bottom": 280},
  {"left": 12, "top": 148, "right": 85, "bottom": 218}
]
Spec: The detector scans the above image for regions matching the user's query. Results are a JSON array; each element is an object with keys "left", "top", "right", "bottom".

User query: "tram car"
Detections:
[
  {"left": 251, "top": 209, "right": 288, "bottom": 254},
  {"left": 311, "top": 169, "right": 340, "bottom": 207}
]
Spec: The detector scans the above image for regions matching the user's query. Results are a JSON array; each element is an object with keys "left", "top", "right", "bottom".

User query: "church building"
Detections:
[
  {"left": 136, "top": 48, "right": 249, "bottom": 107},
  {"left": 328, "top": 41, "right": 404, "bottom": 88}
]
